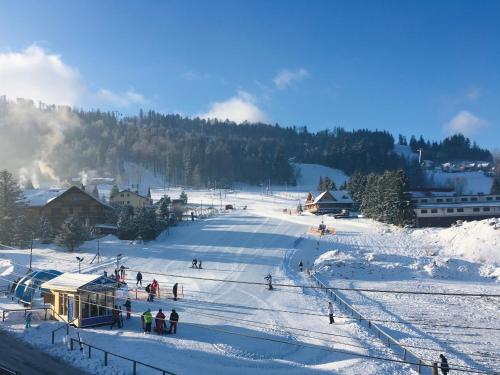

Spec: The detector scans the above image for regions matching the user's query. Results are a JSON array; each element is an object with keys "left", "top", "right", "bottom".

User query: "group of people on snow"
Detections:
[
  {"left": 191, "top": 258, "right": 202, "bottom": 269},
  {"left": 142, "top": 308, "right": 179, "bottom": 335}
]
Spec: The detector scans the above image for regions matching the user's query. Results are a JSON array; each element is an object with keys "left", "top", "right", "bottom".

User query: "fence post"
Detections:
[
  {"left": 418, "top": 359, "right": 422, "bottom": 373},
  {"left": 135, "top": 288, "right": 138, "bottom": 300},
  {"left": 88, "top": 346, "right": 92, "bottom": 359},
  {"left": 432, "top": 362, "right": 438, "bottom": 375},
  {"left": 70, "top": 338, "right": 74, "bottom": 351},
  {"left": 368, "top": 320, "right": 371, "bottom": 329},
  {"left": 45, "top": 308, "right": 48, "bottom": 320},
  {"left": 52, "top": 331, "right": 55, "bottom": 345},
  {"left": 2, "top": 310, "right": 5, "bottom": 322},
  {"left": 387, "top": 337, "right": 390, "bottom": 347},
  {"left": 133, "top": 361, "right": 137, "bottom": 375},
  {"left": 403, "top": 349, "right": 407, "bottom": 361},
  {"left": 66, "top": 324, "right": 69, "bottom": 335},
  {"left": 104, "top": 351, "right": 108, "bottom": 366}
]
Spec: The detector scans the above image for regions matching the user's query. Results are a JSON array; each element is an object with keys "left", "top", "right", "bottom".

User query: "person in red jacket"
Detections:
[
  {"left": 155, "top": 309, "right": 166, "bottom": 334},
  {"left": 151, "top": 279, "right": 159, "bottom": 297}
]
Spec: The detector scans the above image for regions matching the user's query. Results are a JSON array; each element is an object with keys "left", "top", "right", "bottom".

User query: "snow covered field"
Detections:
[{"left": 1, "top": 172, "right": 499, "bottom": 374}]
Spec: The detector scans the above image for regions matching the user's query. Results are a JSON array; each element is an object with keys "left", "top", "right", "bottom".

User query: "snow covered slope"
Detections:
[
  {"left": 293, "top": 163, "right": 349, "bottom": 192},
  {"left": 427, "top": 170, "right": 493, "bottom": 195}
]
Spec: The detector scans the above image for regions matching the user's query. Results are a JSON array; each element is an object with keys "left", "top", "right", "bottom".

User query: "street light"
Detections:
[
  {"left": 76, "top": 257, "right": 84, "bottom": 273},
  {"left": 116, "top": 253, "right": 122, "bottom": 269}
]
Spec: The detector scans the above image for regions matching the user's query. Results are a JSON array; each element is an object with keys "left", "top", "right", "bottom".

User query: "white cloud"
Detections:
[
  {"left": 443, "top": 110, "right": 488, "bottom": 136},
  {"left": 273, "top": 68, "right": 309, "bottom": 89},
  {"left": 0, "top": 45, "right": 84, "bottom": 106},
  {"left": 97, "top": 89, "right": 145, "bottom": 107},
  {"left": 199, "top": 91, "right": 268, "bottom": 123},
  {"left": 0, "top": 44, "right": 146, "bottom": 108}
]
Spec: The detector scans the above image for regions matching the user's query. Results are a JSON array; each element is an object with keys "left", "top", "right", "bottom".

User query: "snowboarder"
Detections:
[
  {"left": 155, "top": 309, "right": 166, "bottom": 334},
  {"left": 151, "top": 279, "right": 159, "bottom": 297},
  {"left": 299, "top": 260, "right": 303, "bottom": 272},
  {"left": 25, "top": 311, "right": 32, "bottom": 329},
  {"left": 110, "top": 305, "right": 121, "bottom": 329},
  {"left": 198, "top": 260, "right": 202, "bottom": 269},
  {"left": 123, "top": 298, "right": 132, "bottom": 319},
  {"left": 440, "top": 354, "right": 449, "bottom": 375},
  {"left": 328, "top": 302, "right": 334, "bottom": 324},
  {"left": 192, "top": 258, "right": 198, "bottom": 268},
  {"left": 146, "top": 283, "right": 153, "bottom": 302},
  {"left": 136, "top": 271, "right": 143, "bottom": 286},
  {"left": 264, "top": 274, "right": 273, "bottom": 290},
  {"left": 172, "top": 283, "right": 178, "bottom": 301},
  {"left": 168, "top": 309, "right": 179, "bottom": 334},
  {"left": 142, "top": 309, "right": 152, "bottom": 334}
]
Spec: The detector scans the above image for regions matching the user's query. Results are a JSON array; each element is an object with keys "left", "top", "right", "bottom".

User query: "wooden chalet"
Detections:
[
  {"left": 305, "top": 190, "right": 353, "bottom": 215},
  {"left": 24, "top": 186, "right": 113, "bottom": 229}
]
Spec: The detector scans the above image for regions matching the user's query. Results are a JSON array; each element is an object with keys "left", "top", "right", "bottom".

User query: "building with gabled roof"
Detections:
[
  {"left": 110, "top": 189, "right": 152, "bottom": 209},
  {"left": 305, "top": 190, "right": 353, "bottom": 215}
]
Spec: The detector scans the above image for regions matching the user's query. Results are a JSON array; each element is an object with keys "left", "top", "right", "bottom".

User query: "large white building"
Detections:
[{"left": 410, "top": 189, "right": 500, "bottom": 227}]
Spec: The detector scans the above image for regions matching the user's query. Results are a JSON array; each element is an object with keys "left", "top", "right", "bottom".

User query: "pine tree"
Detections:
[
  {"left": 0, "top": 170, "right": 23, "bottom": 245},
  {"left": 317, "top": 176, "right": 324, "bottom": 192},
  {"left": 55, "top": 216, "right": 89, "bottom": 251},
  {"left": 491, "top": 172, "right": 500, "bottom": 194},
  {"left": 13, "top": 211, "right": 33, "bottom": 248},
  {"left": 323, "top": 177, "right": 336, "bottom": 191},
  {"left": 180, "top": 190, "right": 188, "bottom": 204},
  {"left": 147, "top": 186, "right": 151, "bottom": 198},
  {"left": 110, "top": 184, "right": 120, "bottom": 198},
  {"left": 117, "top": 205, "right": 136, "bottom": 240},
  {"left": 38, "top": 214, "right": 54, "bottom": 244},
  {"left": 135, "top": 206, "right": 160, "bottom": 241},
  {"left": 156, "top": 195, "right": 171, "bottom": 228},
  {"left": 347, "top": 172, "right": 367, "bottom": 207}
]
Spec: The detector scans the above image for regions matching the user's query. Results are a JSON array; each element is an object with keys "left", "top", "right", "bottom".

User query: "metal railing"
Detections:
[
  {"left": 1, "top": 306, "right": 50, "bottom": 322},
  {"left": 311, "top": 274, "right": 432, "bottom": 374},
  {"left": 0, "top": 362, "right": 19, "bottom": 375},
  {"left": 68, "top": 338, "right": 176, "bottom": 375}
]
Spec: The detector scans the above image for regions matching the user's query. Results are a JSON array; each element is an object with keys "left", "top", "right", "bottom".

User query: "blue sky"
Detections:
[{"left": 0, "top": 0, "right": 499, "bottom": 149}]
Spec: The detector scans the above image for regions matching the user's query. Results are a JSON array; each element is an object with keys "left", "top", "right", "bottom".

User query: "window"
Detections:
[
  {"left": 127, "top": 201, "right": 130, "bottom": 204},
  {"left": 446, "top": 208, "right": 454, "bottom": 213},
  {"left": 461, "top": 198, "right": 468, "bottom": 202},
  {"left": 420, "top": 209, "right": 428, "bottom": 214},
  {"left": 457, "top": 208, "right": 464, "bottom": 213},
  {"left": 127, "top": 194, "right": 130, "bottom": 197},
  {"left": 446, "top": 198, "right": 452, "bottom": 202},
  {"left": 421, "top": 199, "right": 428, "bottom": 203},
  {"left": 51, "top": 207, "right": 61, "bottom": 215},
  {"left": 431, "top": 209, "right": 438, "bottom": 214},
  {"left": 68, "top": 207, "right": 74, "bottom": 214},
  {"left": 470, "top": 197, "right": 478, "bottom": 202},
  {"left": 58, "top": 293, "right": 68, "bottom": 316},
  {"left": 486, "top": 197, "right": 493, "bottom": 201},
  {"left": 473, "top": 208, "right": 480, "bottom": 212},
  {"left": 120, "top": 194, "right": 124, "bottom": 197},
  {"left": 496, "top": 196, "right": 500, "bottom": 201},
  {"left": 483, "top": 207, "right": 490, "bottom": 212},
  {"left": 437, "top": 199, "right": 443, "bottom": 202}
]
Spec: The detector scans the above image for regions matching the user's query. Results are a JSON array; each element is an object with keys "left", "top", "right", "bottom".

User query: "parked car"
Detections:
[{"left": 333, "top": 209, "right": 350, "bottom": 218}]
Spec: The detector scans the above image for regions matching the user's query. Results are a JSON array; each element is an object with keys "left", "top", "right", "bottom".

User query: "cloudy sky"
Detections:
[{"left": 0, "top": 1, "right": 499, "bottom": 149}]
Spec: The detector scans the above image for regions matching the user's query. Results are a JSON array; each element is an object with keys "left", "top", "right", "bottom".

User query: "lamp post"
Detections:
[
  {"left": 29, "top": 233, "right": 34, "bottom": 272},
  {"left": 116, "top": 253, "right": 122, "bottom": 269},
  {"left": 76, "top": 257, "right": 84, "bottom": 273}
]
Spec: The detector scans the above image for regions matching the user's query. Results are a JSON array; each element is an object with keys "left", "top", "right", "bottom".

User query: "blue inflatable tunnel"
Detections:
[{"left": 14, "top": 269, "right": 63, "bottom": 305}]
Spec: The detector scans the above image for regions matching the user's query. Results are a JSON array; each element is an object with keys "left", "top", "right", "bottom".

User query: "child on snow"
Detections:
[{"left": 328, "top": 302, "right": 334, "bottom": 324}]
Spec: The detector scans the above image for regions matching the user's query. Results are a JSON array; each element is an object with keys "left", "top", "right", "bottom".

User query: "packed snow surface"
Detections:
[{"left": 1, "top": 174, "right": 499, "bottom": 374}]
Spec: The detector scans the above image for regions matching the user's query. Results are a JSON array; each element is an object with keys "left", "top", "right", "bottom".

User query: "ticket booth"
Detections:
[{"left": 41, "top": 273, "right": 119, "bottom": 328}]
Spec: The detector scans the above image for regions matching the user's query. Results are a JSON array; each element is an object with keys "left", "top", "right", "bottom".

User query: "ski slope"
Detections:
[{"left": 0, "top": 185, "right": 499, "bottom": 374}]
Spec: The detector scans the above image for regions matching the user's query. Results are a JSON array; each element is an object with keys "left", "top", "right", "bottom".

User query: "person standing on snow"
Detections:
[
  {"left": 120, "top": 265, "right": 126, "bottom": 281},
  {"left": 439, "top": 354, "right": 450, "bottom": 375},
  {"left": 151, "top": 279, "right": 159, "bottom": 297},
  {"left": 155, "top": 309, "right": 166, "bottom": 334},
  {"left": 198, "top": 260, "right": 202, "bottom": 269},
  {"left": 328, "top": 302, "right": 334, "bottom": 324},
  {"left": 192, "top": 258, "right": 198, "bottom": 268},
  {"left": 172, "top": 283, "right": 178, "bottom": 301},
  {"left": 136, "top": 271, "right": 143, "bottom": 286},
  {"left": 110, "top": 305, "right": 121, "bottom": 329},
  {"left": 264, "top": 274, "right": 273, "bottom": 290},
  {"left": 145, "top": 283, "right": 153, "bottom": 302},
  {"left": 143, "top": 309, "right": 153, "bottom": 334},
  {"left": 168, "top": 309, "right": 179, "bottom": 334},
  {"left": 25, "top": 311, "right": 32, "bottom": 329},
  {"left": 123, "top": 298, "right": 132, "bottom": 319},
  {"left": 299, "top": 260, "right": 303, "bottom": 272}
]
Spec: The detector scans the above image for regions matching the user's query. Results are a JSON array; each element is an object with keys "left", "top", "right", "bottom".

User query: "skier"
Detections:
[
  {"left": 25, "top": 311, "right": 32, "bottom": 329},
  {"left": 136, "top": 271, "right": 143, "bottom": 286},
  {"left": 155, "top": 309, "right": 166, "bottom": 334},
  {"left": 168, "top": 309, "right": 179, "bottom": 334},
  {"left": 328, "top": 302, "right": 334, "bottom": 324},
  {"left": 172, "top": 283, "right": 178, "bottom": 301},
  {"left": 123, "top": 298, "right": 132, "bottom": 319},
  {"left": 151, "top": 279, "right": 159, "bottom": 298},
  {"left": 439, "top": 354, "right": 449, "bottom": 375},
  {"left": 110, "top": 305, "right": 121, "bottom": 329},
  {"left": 299, "top": 260, "right": 303, "bottom": 272},
  {"left": 145, "top": 283, "right": 153, "bottom": 302},
  {"left": 198, "top": 260, "right": 202, "bottom": 269},
  {"left": 192, "top": 258, "right": 198, "bottom": 268},
  {"left": 264, "top": 274, "right": 273, "bottom": 290},
  {"left": 142, "top": 309, "right": 153, "bottom": 334}
]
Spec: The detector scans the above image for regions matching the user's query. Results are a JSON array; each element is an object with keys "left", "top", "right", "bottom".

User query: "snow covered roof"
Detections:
[
  {"left": 22, "top": 188, "right": 66, "bottom": 207},
  {"left": 417, "top": 201, "right": 500, "bottom": 209},
  {"left": 310, "top": 190, "right": 353, "bottom": 204},
  {"left": 111, "top": 189, "right": 149, "bottom": 200},
  {"left": 41, "top": 273, "right": 115, "bottom": 292}
]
